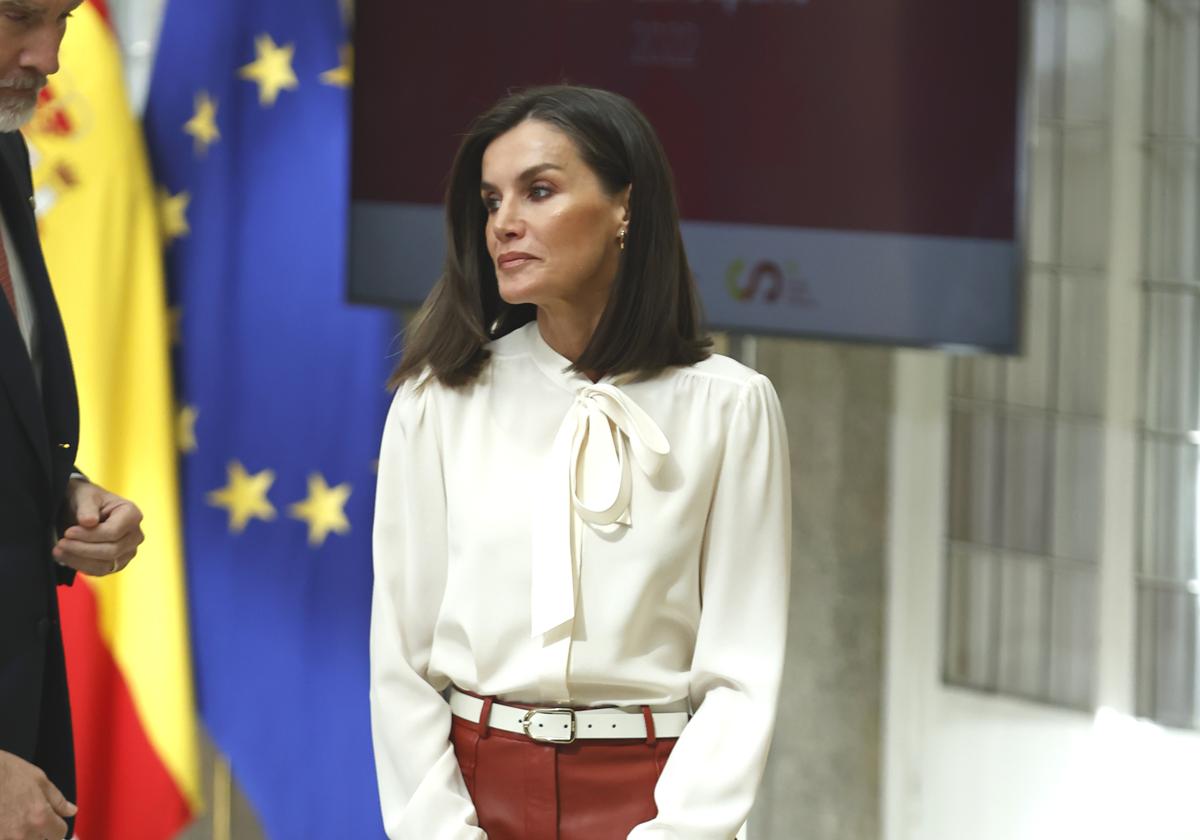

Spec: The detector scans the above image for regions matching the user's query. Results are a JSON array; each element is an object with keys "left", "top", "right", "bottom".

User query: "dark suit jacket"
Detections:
[{"left": 0, "top": 129, "right": 79, "bottom": 810}]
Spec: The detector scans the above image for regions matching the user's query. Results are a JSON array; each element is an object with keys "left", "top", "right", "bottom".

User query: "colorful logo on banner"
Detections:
[{"left": 725, "top": 258, "right": 817, "bottom": 307}]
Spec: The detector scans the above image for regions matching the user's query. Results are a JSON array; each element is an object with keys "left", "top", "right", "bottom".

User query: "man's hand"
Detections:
[
  {"left": 53, "top": 478, "right": 144, "bottom": 576},
  {"left": 0, "top": 751, "right": 75, "bottom": 840}
]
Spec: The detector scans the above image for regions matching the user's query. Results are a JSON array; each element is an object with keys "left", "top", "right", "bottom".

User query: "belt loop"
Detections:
[
  {"left": 641, "top": 705, "right": 657, "bottom": 746},
  {"left": 479, "top": 696, "right": 494, "bottom": 739}
]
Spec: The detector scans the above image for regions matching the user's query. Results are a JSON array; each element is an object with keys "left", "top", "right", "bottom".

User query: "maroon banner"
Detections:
[{"left": 353, "top": 0, "right": 1020, "bottom": 240}]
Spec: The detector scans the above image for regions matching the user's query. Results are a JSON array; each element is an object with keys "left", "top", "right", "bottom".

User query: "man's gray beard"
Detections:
[{"left": 0, "top": 94, "right": 37, "bottom": 132}]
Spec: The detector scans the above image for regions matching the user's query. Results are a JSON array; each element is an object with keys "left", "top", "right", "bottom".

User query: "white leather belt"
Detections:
[{"left": 449, "top": 688, "right": 689, "bottom": 745}]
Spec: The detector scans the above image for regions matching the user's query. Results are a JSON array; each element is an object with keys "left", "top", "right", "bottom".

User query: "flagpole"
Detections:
[{"left": 212, "top": 753, "right": 232, "bottom": 840}]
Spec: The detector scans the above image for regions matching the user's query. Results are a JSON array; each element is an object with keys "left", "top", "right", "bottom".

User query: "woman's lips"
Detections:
[{"left": 497, "top": 252, "right": 537, "bottom": 270}]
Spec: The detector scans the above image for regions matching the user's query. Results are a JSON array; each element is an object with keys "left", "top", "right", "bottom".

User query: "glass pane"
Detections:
[
  {"left": 1001, "top": 412, "right": 1051, "bottom": 555},
  {"left": 1140, "top": 437, "right": 1200, "bottom": 583},
  {"left": 1062, "top": 0, "right": 1110, "bottom": 125},
  {"left": 1144, "top": 144, "right": 1200, "bottom": 283},
  {"left": 1142, "top": 146, "right": 1172, "bottom": 281},
  {"left": 1142, "top": 5, "right": 1161, "bottom": 135},
  {"left": 1143, "top": 289, "right": 1200, "bottom": 433},
  {"left": 1137, "top": 585, "right": 1200, "bottom": 729},
  {"left": 1032, "top": 1, "right": 1063, "bottom": 123},
  {"left": 1060, "top": 127, "right": 1109, "bottom": 270},
  {"left": 1028, "top": 126, "right": 1060, "bottom": 267},
  {"left": 945, "top": 546, "right": 998, "bottom": 689},
  {"left": 1052, "top": 419, "right": 1104, "bottom": 562},
  {"left": 1058, "top": 273, "right": 1107, "bottom": 417},
  {"left": 1048, "top": 564, "right": 1098, "bottom": 709},
  {"left": 1153, "top": 3, "right": 1200, "bottom": 138},
  {"left": 997, "top": 554, "right": 1050, "bottom": 698},
  {"left": 1006, "top": 270, "right": 1053, "bottom": 409},
  {"left": 1181, "top": 9, "right": 1200, "bottom": 138},
  {"left": 951, "top": 355, "right": 1004, "bottom": 403},
  {"left": 1146, "top": 4, "right": 1171, "bottom": 136},
  {"left": 948, "top": 409, "right": 1001, "bottom": 545},
  {"left": 940, "top": 544, "right": 998, "bottom": 691}
]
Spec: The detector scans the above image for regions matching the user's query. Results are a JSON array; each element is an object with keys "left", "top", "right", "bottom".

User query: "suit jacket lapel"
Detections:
[
  {"left": 0, "top": 132, "right": 75, "bottom": 488},
  {"left": 0, "top": 290, "right": 50, "bottom": 483}
]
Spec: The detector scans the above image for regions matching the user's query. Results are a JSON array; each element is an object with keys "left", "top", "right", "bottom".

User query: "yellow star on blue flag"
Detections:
[
  {"left": 320, "top": 45, "right": 353, "bottom": 88},
  {"left": 288, "top": 473, "right": 351, "bottom": 547},
  {"left": 206, "top": 460, "right": 276, "bottom": 533},
  {"left": 239, "top": 34, "right": 299, "bottom": 106},
  {"left": 183, "top": 91, "right": 219, "bottom": 155}
]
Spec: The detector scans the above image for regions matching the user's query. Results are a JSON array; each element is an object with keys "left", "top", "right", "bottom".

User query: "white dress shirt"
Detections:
[
  {"left": 1, "top": 208, "right": 40, "bottom": 374},
  {"left": 370, "top": 321, "right": 792, "bottom": 840}
]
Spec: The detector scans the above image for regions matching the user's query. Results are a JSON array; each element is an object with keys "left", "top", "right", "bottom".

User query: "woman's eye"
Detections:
[
  {"left": 530, "top": 184, "right": 553, "bottom": 200},
  {"left": 481, "top": 195, "right": 500, "bottom": 213}
]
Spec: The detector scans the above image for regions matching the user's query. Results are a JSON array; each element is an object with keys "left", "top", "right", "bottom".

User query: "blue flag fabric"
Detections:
[{"left": 144, "top": 1, "right": 392, "bottom": 836}]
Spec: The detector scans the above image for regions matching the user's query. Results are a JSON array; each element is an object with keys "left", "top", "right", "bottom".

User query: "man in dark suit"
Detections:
[{"left": 0, "top": 2, "right": 146, "bottom": 839}]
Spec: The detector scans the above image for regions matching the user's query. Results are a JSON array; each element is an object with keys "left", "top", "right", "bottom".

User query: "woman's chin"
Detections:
[{"left": 496, "top": 279, "right": 542, "bottom": 308}]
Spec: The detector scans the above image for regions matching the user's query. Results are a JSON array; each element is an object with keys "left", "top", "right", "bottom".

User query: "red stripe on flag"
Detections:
[
  {"left": 87, "top": 0, "right": 110, "bottom": 25},
  {"left": 58, "top": 582, "right": 192, "bottom": 840}
]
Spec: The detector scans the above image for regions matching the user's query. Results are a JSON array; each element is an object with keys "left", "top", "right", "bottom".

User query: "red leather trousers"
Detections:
[{"left": 450, "top": 705, "right": 677, "bottom": 840}]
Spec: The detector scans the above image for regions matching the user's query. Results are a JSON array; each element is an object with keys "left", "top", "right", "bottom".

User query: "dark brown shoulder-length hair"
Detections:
[{"left": 390, "top": 84, "right": 711, "bottom": 389}]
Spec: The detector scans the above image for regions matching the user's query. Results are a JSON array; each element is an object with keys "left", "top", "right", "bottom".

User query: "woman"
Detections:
[{"left": 370, "top": 85, "right": 791, "bottom": 840}]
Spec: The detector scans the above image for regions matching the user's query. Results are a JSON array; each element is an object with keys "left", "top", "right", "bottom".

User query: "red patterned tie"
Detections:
[{"left": 0, "top": 231, "right": 14, "bottom": 315}]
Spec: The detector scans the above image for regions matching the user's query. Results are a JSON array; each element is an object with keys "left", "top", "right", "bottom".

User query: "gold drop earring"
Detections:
[{"left": 619, "top": 228, "right": 627, "bottom": 251}]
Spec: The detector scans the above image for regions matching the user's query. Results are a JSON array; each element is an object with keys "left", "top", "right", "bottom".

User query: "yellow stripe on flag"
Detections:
[{"left": 25, "top": 0, "right": 202, "bottom": 812}]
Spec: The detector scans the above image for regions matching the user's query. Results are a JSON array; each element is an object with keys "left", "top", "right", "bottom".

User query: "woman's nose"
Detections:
[{"left": 491, "top": 199, "right": 524, "bottom": 240}]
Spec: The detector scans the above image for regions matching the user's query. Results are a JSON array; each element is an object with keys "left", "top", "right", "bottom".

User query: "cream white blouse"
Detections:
[{"left": 370, "top": 322, "right": 792, "bottom": 839}]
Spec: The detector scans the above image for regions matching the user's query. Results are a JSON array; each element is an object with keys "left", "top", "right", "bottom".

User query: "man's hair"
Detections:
[{"left": 390, "top": 84, "right": 710, "bottom": 389}]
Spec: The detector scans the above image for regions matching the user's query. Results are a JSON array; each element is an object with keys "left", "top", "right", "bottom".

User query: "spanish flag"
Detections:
[{"left": 23, "top": 1, "right": 202, "bottom": 837}]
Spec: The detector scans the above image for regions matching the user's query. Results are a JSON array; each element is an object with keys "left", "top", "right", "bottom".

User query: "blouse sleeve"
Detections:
[
  {"left": 370, "top": 380, "right": 486, "bottom": 839},
  {"left": 629, "top": 374, "right": 792, "bottom": 840}
]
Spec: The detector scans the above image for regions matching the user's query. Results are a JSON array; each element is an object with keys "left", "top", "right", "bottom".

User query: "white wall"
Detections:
[{"left": 884, "top": 351, "right": 1200, "bottom": 840}]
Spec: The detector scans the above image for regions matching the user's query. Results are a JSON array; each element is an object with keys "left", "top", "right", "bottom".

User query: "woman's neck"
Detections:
[{"left": 536, "top": 306, "right": 603, "bottom": 379}]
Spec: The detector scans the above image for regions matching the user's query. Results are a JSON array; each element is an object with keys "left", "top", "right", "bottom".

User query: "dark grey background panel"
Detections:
[{"left": 350, "top": 201, "right": 1020, "bottom": 353}]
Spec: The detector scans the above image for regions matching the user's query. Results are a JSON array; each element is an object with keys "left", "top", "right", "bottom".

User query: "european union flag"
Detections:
[{"left": 144, "top": 1, "right": 392, "bottom": 836}]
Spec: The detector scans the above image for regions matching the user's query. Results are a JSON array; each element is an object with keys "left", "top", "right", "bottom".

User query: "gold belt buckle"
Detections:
[{"left": 520, "top": 707, "right": 577, "bottom": 744}]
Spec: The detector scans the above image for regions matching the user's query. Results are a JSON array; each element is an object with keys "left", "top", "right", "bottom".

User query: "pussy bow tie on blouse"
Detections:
[{"left": 530, "top": 383, "right": 670, "bottom": 637}]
